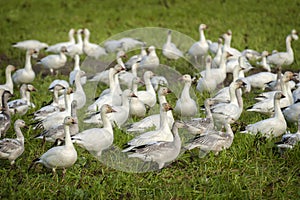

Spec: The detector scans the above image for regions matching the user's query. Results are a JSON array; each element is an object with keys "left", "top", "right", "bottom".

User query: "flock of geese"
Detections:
[{"left": 0, "top": 24, "right": 300, "bottom": 174}]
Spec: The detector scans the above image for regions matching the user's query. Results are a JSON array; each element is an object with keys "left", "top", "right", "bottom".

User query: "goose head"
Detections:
[
  {"left": 63, "top": 116, "right": 77, "bottom": 126},
  {"left": 102, "top": 104, "right": 117, "bottom": 114},
  {"left": 15, "top": 119, "right": 27, "bottom": 129},
  {"left": 199, "top": 24, "right": 208, "bottom": 31},
  {"left": 162, "top": 102, "right": 173, "bottom": 111},
  {"left": 7, "top": 65, "right": 16, "bottom": 72},
  {"left": 274, "top": 91, "right": 285, "bottom": 100},
  {"left": 27, "top": 84, "right": 37, "bottom": 92},
  {"left": 291, "top": 29, "right": 298, "bottom": 40},
  {"left": 28, "top": 49, "right": 39, "bottom": 58},
  {"left": 159, "top": 87, "right": 172, "bottom": 96},
  {"left": 60, "top": 46, "right": 68, "bottom": 53}
]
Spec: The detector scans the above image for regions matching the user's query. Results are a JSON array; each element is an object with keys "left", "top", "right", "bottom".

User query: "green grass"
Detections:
[{"left": 1, "top": 0, "right": 300, "bottom": 199}]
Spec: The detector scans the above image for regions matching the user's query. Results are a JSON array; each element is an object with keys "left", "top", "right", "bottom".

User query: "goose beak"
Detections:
[{"left": 131, "top": 93, "right": 138, "bottom": 98}]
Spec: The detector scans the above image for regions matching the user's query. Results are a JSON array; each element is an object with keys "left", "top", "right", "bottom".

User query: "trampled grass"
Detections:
[{"left": 0, "top": 0, "right": 300, "bottom": 199}]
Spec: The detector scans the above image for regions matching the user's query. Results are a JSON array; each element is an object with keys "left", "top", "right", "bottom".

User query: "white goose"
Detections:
[
  {"left": 222, "top": 30, "right": 242, "bottom": 59},
  {"left": 29, "top": 116, "right": 77, "bottom": 175},
  {"left": 129, "top": 77, "right": 147, "bottom": 118},
  {"left": 12, "top": 40, "right": 48, "bottom": 51},
  {"left": 127, "top": 121, "right": 185, "bottom": 170},
  {"left": 196, "top": 56, "right": 218, "bottom": 93},
  {"left": 8, "top": 84, "right": 36, "bottom": 115},
  {"left": 241, "top": 91, "right": 287, "bottom": 138},
  {"left": 46, "top": 28, "right": 75, "bottom": 53},
  {"left": 188, "top": 24, "right": 209, "bottom": 65},
  {"left": 162, "top": 30, "right": 183, "bottom": 60},
  {"left": 185, "top": 119, "right": 234, "bottom": 158},
  {"left": 211, "top": 79, "right": 245, "bottom": 128},
  {"left": 66, "top": 29, "right": 84, "bottom": 58},
  {"left": 241, "top": 71, "right": 277, "bottom": 91},
  {"left": 34, "top": 100, "right": 79, "bottom": 143},
  {"left": 0, "top": 91, "right": 13, "bottom": 138},
  {"left": 0, "top": 65, "right": 15, "bottom": 108},
  {"left": 72, "top": 104, "right": 116, "bottom": 157},
  {"left": 267, "top": 29, "right": 298, "bottom": 67},
  {"left": 38, "top": 46, "right": 68, "bottom": 74},
  {"left": 34, "top": 87, "right": 73, "bottom": 130},
  {"left": 139, "top": 46, "right": 160, "bottom": 69},
  {"left": 211, "top": 38, "right": 223, "bottom": 68},
  {"left": 174, "top": 74, "right": 198, "bottom": 118},
  {"left": 69, "top": 54, "right": 87, "bottom": 85},
  {"left": 12, "top": 49, "right": 38, "bottom": 85},
  {"left": 136, "top": 71, "right": 157, "bottom": 108},
  {"left": 276, "top": 114, "right": 300, "bottom": 150},
  {"left": 122, "top": 103, "right": 174, "bottom": 152},
  {"left": 82, "top": 28, "right": 107, "bottom": 59},
  {"left": 127, "top": 87, "right": 173, "bottom": 133},
  {"left": 0, "top": 119, "right": 27, "bottom": 165}
]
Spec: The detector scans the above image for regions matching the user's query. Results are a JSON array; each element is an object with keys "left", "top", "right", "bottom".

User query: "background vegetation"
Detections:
[{"left": 0, "top": 0, "right": 300, "bottom": 199}]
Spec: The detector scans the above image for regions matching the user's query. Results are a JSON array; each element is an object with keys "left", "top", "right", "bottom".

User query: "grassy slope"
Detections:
[{"left": 0, "top": 0, "right": 300, "bottom": 199}]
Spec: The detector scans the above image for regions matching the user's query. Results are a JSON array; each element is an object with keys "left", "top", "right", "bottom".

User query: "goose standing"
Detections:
[
  {"left": 127, "top": 121, "right": 186, "bottom": 170},
  {"left": 12, "top": 40, "right": 48, "bottom": 51},
  {"left": 12, "top": 49, "right": 38, "bottom": 85},
  {"left": 72, "top": 104, "right": 116, "bottom": 157},
  {"left": 127, "top": 87, "right": 173, "bottom": 133},
  {"left": 136, "top": 71, "right": 157, "bottom": 108},
  {"left": 8, "top": 84, "right": 36, "bottom": 115},
  {"left": 174, "top": 74, "right": 198, "bottom": 118},
  {"left": 82, "top": 28, "right": 107, "bottom": 59},
  {"left": 196, "top": 56, "right": 218, "bottom": 93},
  {"left": 46, "top": 28, "right": 75, "bottom": 53},
  {"left": 188, "top": 24, "right": 209, "bottom": 66},
  {"left": 66, "top": 29, "right": 84, "bottom": 58},
  {"left": 139, "top": 46, "right": 160, "bottom": 69},
  {"left": 0, "top": 91, "right": 13, "bottom": 138},
  {"left": 241, "top": 91, "right": 287, "bottom": 138},
  {"left": 211, "top": 38, "right": 223, "bottom": 68},
  {"left": 0, "top": 119, "right": 27, "bottom": 165},
  {"left": 0, "top": 65, "right": 16, "bottom": 108},
  {"left": 162, "top": 30, "right": 183, "bottom": 60},
  {"left": 185, "top": 119, "right": 234, "bottom": 158},
  {"left": 222, "top": 30, "right": 242, "bottom": 58},
  {"left": 38, "top": 46, "right": 68, "bottom": 75},
  {"left": 29, "top": 116, "right": 78, "bottom": 175},
  {"left": 123, "top": 103, "right": 174, "bottom": 152},
  {"left": 69, "top": 54, "right": 87, "bottom": 85},
  {"left": 267, "top": 29, "right": 298, "bottom": 67}
]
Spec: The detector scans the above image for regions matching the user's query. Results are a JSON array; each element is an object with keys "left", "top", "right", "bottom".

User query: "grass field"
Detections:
[{"left": 0, "top": 0, "right": 300, "bottom": 199}]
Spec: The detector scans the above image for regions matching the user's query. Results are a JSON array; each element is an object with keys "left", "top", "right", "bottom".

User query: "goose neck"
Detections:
[
  {"left": 286, "top": 35, "right": 293, "bottom": 54},
  {"left": 5, "top": 68, "right": 13, "bottom": 87},
  {"left": 229, "top": 85, "right": 238, "bottom": 105},
  {"left": 181, "top": 81, "right": 191, "bottom": 101},
  {"left": 64, "top": 124, "right": 73, "bottom": 148},
  {"left": 274, "top": 97, "right": 285, "bottom": 120},
  {"left": 25, "top": 51, "right": 33, "bottom": 71},
  {"left": 15, "top": 125, "right": 24, "bottom": 145},
  {"left": 101, "top": 111, "right": 113, "bottom": 131},
  {"left": 199, "top": 29, "right": 206, "bottom": 42},
  {"left": 25, "top": 91, "right": 31, "bottom": 105}
]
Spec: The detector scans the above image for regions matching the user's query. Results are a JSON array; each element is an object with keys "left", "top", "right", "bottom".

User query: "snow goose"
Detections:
[
  {"left": 241, "top": 91, "right": 287, "bottom": 138},
  {"left": 48, "top": 79, "right": 69, "bottom": 94},
  {"left": 66, "top": 29, "right": 84, "bottom": 58},
  {"left": 87, "top": 66, "right": 124, "bottom": 112},
  {"left": 162, "top": 30, "right": 183, "bottom": 60},
  {"left": 174, "top": 74, "right": 198, "bottom": 118},
  {"left": 0, "top": 65, "right": 16, "bottom": 94},
  {"left": 256, "top": 51, "right": 271, "bottom": 72},
  {"left": 46, "top": 28, "right": 75, "bottom": 53},
  {"left": 127, "top": 121, "right": 185, "bottom": 169},
  {"left": 196, "top": 56, "right": 218, "bottom": 93},
  {"left": 267, "top": 29, "right": 298, "bottom": 67},
  {"left": 0, "top": 91, "right": 13, "bottom": 137},
  {"left": 242, "top": 71, "right": 277, "bottom": 91},
  {"left": 139, "top": 46, "right": 160, "bottom": 69},
  {"left": 129, "top": 77, "right": 147, "bottom": 118},
  {"left": 127, "top": 87, "right": 173, "bottom": 133},
  {"left": 211, "top": 38, "right": 223, "bottom": 68},
  {"left": 222, "top": 30, "right": 242, "bottom": 59},
  {"left": 8, "top": 84, "right": 36, "bottom": 115},
  {"left": 136, "top": 71, "right": 157, "bottom": 108},
  {"left": 276, "top": 114, "right": 300, "bottom": 150},
  {"left": 38, "top": 46, "right": 68, "bottom": 75},
  {"left": 183, "top": 98, "right": 215, "bottom": 135},
  {"left": 247, "top": 71, "right": 294, "bottom": 115},
  {"left": 34, "top": 100, "right": 79, "bottom": 143},
  {"left": 82, "top": 28, "right": 107, "bottom": 59},
  {"left": 226, "top": 55, "right": 252, "bottom": 74},
  {"left": 188, "top": 24, "right": 209, "bottom": 65},
  {"left": 0, "top": 119, "right": 27, "bottom": 165},
  {"left": 12, "top": 49, "right": 38, "bottom": 85},
  {"left": 72, "top": 104, "right": 116, "bottom": 157},
  {"left": 0, "top": 65, "right": 16, "bottom": 108},
  {"left": 12, "top": 40, "right": 48, "bottom": 51},
  {"left": 122, "top": 102, "right": 174, "bottom": 152},
  {"left": 34, "top": 87, "right": 73, "bottom": 130},
  {"left": 185, "top": 118, "right": 234, "bottom": 157},
  {"left": 69, "top": 54, "right": 87, "bottom": 85},
  {"left": 85, "top": 89, "right": 134, "bottom": 127},
  {"left": 211, "top": 79, "right": 246, "bottom": 128},
  {"left": 199, "top": 50, "right": 229, "bottom": 85},
  {"left": 29, "top": 116, "right": 78, "bottom": 175}
]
